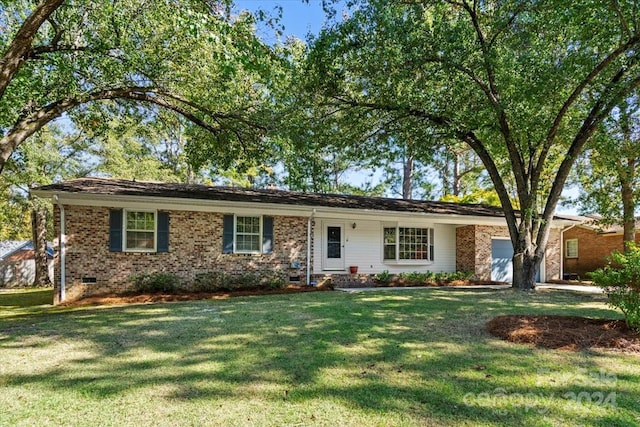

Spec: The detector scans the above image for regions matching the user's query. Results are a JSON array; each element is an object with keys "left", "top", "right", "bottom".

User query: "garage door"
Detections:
[{"left": 491, "top": 239, "right": 540, "bottom": 283}]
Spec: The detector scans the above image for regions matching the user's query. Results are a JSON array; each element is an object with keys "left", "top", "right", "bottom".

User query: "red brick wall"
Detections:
[
  {"left": 53, "top": 205, "right": 308, "bottom": 302},
  {"left": 455, "top": 225, "right": 561, "bottom": 281},
  {"left": 456, "top": 226, "right": 476, "bottom": 273},
  {"left": 563, "top": 227, "right": 640, "bottom": 278}
]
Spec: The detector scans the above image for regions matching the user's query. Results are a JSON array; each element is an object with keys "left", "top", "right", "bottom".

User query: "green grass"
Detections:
[{"left": 0, "top": 287, "right": 638, "bottom": 426}]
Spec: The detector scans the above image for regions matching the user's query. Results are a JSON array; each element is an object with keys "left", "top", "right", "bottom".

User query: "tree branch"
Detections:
[
  {"left": 540, "top": 70, "right": 640, "bottom": 232},
  {"left": 0, "top": 86, "right": 257, "bottom": 172},
  {"left": 0, "top": 0, "right": 64, "bottom": 100}
]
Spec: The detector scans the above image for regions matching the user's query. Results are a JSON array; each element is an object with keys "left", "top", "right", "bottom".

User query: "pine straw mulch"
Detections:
[
  {"left": 61, "top": 284, "right": 331, "bottom": 307},
  {"left": 486, "top": 315, "right": 640, "bottom": 353}
]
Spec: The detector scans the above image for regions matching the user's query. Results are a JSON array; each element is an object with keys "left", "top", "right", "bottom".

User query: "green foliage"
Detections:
[
  {"left": 131, "top": 273, "right": 180, "bottom": 293},
  {"left": 259, "top": 270, "right": 287, "bottom": 290},
  {"left": 395, "top": 270, "right": 474, "bottom": 285},
  {"left": 589, "top": 244, "right": 640, "bottom": 331},
  {"left": 570, "top": 94, "right": 640, "bottom": 239},
  {"left": 374, "top": 270, "right": 392, "bottom": 283},
  {"left": 306, "top": 0, "right": 640, "bottom": 289},
  {"left": 1, "top": 0, "right": 279, "bottom": 176},
  {"left": 192, "top": 271, "right": 233, "bottom": 292},
  {"left": 193, "top": 270, "right": 286, "bottom": 292}
]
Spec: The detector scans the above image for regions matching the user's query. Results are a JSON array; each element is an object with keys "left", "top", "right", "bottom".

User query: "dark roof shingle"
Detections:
[{"left": 35, "top": 177, "right": 511, "bottom": 218}]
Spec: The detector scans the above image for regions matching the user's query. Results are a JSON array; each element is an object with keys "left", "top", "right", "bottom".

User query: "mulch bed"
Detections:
[
  {"left": 376, "top": 280, "right": 507, "bottom": 287},
  {"left": 487, "top": 315, "right": 640, "bottom": 353},
  {"left": 61, "top": 285, "right": 329, "bottom": 307}
]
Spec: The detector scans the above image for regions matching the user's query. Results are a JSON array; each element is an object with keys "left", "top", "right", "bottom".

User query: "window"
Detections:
[
  {"left": 383, "top": 226, "right": 434, "bottom": 262},
  {"left": 236, "top": 216, "right": 261, "bottom": 253},
  {"left": 222, "top": 214, "right": 274, "bottom": 254},
  {"left": 565, "top": 239, "right": 578, "bottom": 258},
  {"left": 125, "top": 210, "right": 156, "bottom": 251}
]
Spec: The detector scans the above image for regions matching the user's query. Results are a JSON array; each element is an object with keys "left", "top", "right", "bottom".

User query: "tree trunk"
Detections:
[
  {"left": 620, "top": 160, "right": 636, "bottom": 251},
  {"left": 31, "top": 205, "right": 51, "bottom": 287},
  {"left": 452, "top": 152, "right": 460, "bottom": 197},
  {"left": 511, "top": 241, "right": 542, "bottom": 290},
  {"left": 402, "top": 154, "right": 414, "bottom": 199}
]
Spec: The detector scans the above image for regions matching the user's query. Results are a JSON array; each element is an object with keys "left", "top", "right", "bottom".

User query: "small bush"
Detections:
[
  {"left": 193, "top": 271, "right": 233, "bottom": 292},
  {"left": 374, "top": 270, "right": 392, "bottom": 283},
  {"left": 237, "top": 272, "right": 259, "bottom": 288},
  {"left": 589, "top": 244, "right": 640, "bottom": 331},
  {"left": 260, "top": 270, "right": 287, "bottom": 289},
  {"left": 132, "top": 272, "right": 180, "bottom": 293}
]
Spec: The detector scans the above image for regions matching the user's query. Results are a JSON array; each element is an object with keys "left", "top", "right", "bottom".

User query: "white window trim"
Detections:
[
  {"left": 234, "top": 215, "right": 263, "bottom": 254},
  {"left": 382, "top": 223, "right": 434, "bottom": 265},
  {"left": 123, "top": 209, "right": 157, "bottom": 253},
  {"left": 565, "top": 239, "right": 578, "bottom": 259}
]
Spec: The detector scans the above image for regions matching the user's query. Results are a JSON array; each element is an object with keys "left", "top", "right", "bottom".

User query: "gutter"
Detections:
[
  {"left": 306, "top": 209, "right": 316, "bottom": 285},
  {"left": 54, "top": 194, "right": 66, "bottom": 302}
]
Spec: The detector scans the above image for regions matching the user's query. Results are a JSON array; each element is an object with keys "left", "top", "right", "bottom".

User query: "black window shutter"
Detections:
[
  {"left": 223, "top": 214, "right": 234, "bottom": 254},
  {"left": 157, "top": 211, "right": 169, "bottom": 253},
  {"left": 109, "top": 209, "right": 123, "bottom": 252},
  {"left": 262, "top": 216, "right": 274, "bottom": 254}
]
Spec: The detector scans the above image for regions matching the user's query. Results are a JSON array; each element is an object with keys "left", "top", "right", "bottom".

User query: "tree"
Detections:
[
  {"left": 1, "top": 124, "right": 92, "bottom": 285},
  {"left": 306, "top": 0, "right": 640, "bottom": 289},
  {"left": 572, "top": 95, "right": 640, "bottom": 249},
  {"left": 0, "top": 0, "right": 275, "bottom": 173}
]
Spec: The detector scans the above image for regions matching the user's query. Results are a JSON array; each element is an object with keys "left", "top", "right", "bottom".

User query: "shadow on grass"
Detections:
[
  {"left": 0, "top": 289, "right": 637, "bottom": 425},
  {"left": 0, "top": 288, "right": 53, "bottom": 307}
]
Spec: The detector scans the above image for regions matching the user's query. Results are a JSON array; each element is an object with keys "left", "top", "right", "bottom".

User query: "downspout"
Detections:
[
  {"left": 560, "top": 223, "right": 577, "bottom": 280},
  {"left": 54, "top": 195, "right": 66, "bottom": 302},
  {"left": 306, "top": 209, "right": 316, "bottom": 285}
]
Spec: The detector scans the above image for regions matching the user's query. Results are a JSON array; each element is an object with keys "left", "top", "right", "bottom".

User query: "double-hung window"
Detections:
[
  {"left": 125, "top": 210, "right": 156, "bottom": 251},
  {"left": 222, "top": 214, "right": 274, "bottom": 254},
  {"left": 383, "top": 225, "right": 434, "bottom": 262},
  {"left": 109, "top": 209, "right": 169, "bottom": 253},
  {"left": 235, "top": 216, "right": 261, "bottom": 253}
]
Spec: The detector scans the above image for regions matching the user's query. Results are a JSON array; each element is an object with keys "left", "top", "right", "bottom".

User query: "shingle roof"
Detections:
[
  {"left": 35, "top": 177, "right": 581, "bottom": 222},
  {"left": 0, "top": 240, "right": 31, "bottom": 260},
  {"left": 35, "top": 177, "right": 513, "bottom": 218},
  {"left": 0, "top": 241, "right": 54, "bottom": 260}
]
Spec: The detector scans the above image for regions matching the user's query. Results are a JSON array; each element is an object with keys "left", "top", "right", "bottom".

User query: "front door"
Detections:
[{"left": 323, "top": 223, "right": 345, "bottom": 270}]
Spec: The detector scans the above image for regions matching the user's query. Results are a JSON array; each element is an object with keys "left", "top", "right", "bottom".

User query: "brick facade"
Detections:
[
  {"left": 456, "top": 225, "right": 561, "bottom": 281},
  {"left": 563, "top": 227, "right": 640, "bottom": 278},
  {"left": 53, "top": 205, "right": 308, "bottom": 303}
]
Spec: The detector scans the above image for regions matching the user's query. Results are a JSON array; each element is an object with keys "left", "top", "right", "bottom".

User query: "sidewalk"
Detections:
[{"left": 336, "top": 283, "right": 603, "bottom": 294}]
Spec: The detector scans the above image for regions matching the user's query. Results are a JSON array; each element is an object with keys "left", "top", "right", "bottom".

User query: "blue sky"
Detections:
[{"left": 233, "top": 1, "right": 329, "bottom": 42}]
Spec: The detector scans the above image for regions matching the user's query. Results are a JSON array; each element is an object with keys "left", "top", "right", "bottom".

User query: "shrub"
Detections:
[
  {"left": 193, "top": 271, "right": 233, "bottom": 292},
  {"left": 132, "top": 272, "right": 180, "bottom": 293},
  {"left": 237, "top": 272, "right": 259, "bottom": 288},
  {"left": 260, "top": 270, "right": 287, "bottom": 289},
  {"left": 374, "top": 270, "right": 392, "bottom": 283},
  {"left": 589, "top": 244, "right": 640, "bottom": 331}
]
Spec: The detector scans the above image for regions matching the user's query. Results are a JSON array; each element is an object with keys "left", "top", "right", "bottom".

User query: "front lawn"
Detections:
[{"left": 0, "top": 288, "right": 638, "bottom": 426}]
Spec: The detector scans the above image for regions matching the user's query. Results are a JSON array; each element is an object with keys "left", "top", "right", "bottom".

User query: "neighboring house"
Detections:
[
  {"left": 33, "top": 178, "right": 574, "bottom": 304},
  {"left": 0, "top": 240, "right": 54, "bottom": 287},
  {"left": 562, "top": 219, "right": 640, "bottom": 279}
]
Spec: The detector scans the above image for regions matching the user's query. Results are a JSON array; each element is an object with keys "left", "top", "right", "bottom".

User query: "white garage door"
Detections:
[
  {"left": 491, "top": 239, "right": 513, "bottom": 282},
  {"left": 491, "top": 239, "right": 540, "bottom": 283}
]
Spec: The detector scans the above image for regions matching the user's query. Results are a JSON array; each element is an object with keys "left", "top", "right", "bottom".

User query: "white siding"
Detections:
[{"left": 312, "top": 217, "right": 457, "bottom": 275}]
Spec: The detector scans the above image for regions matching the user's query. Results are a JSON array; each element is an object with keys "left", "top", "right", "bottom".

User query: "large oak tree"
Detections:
[
  {"left": 0, "top": 0, "right": 275, "bottom": 173},
  {"left": 306, "top": 0, "right": 640, "bottom": 289}
]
